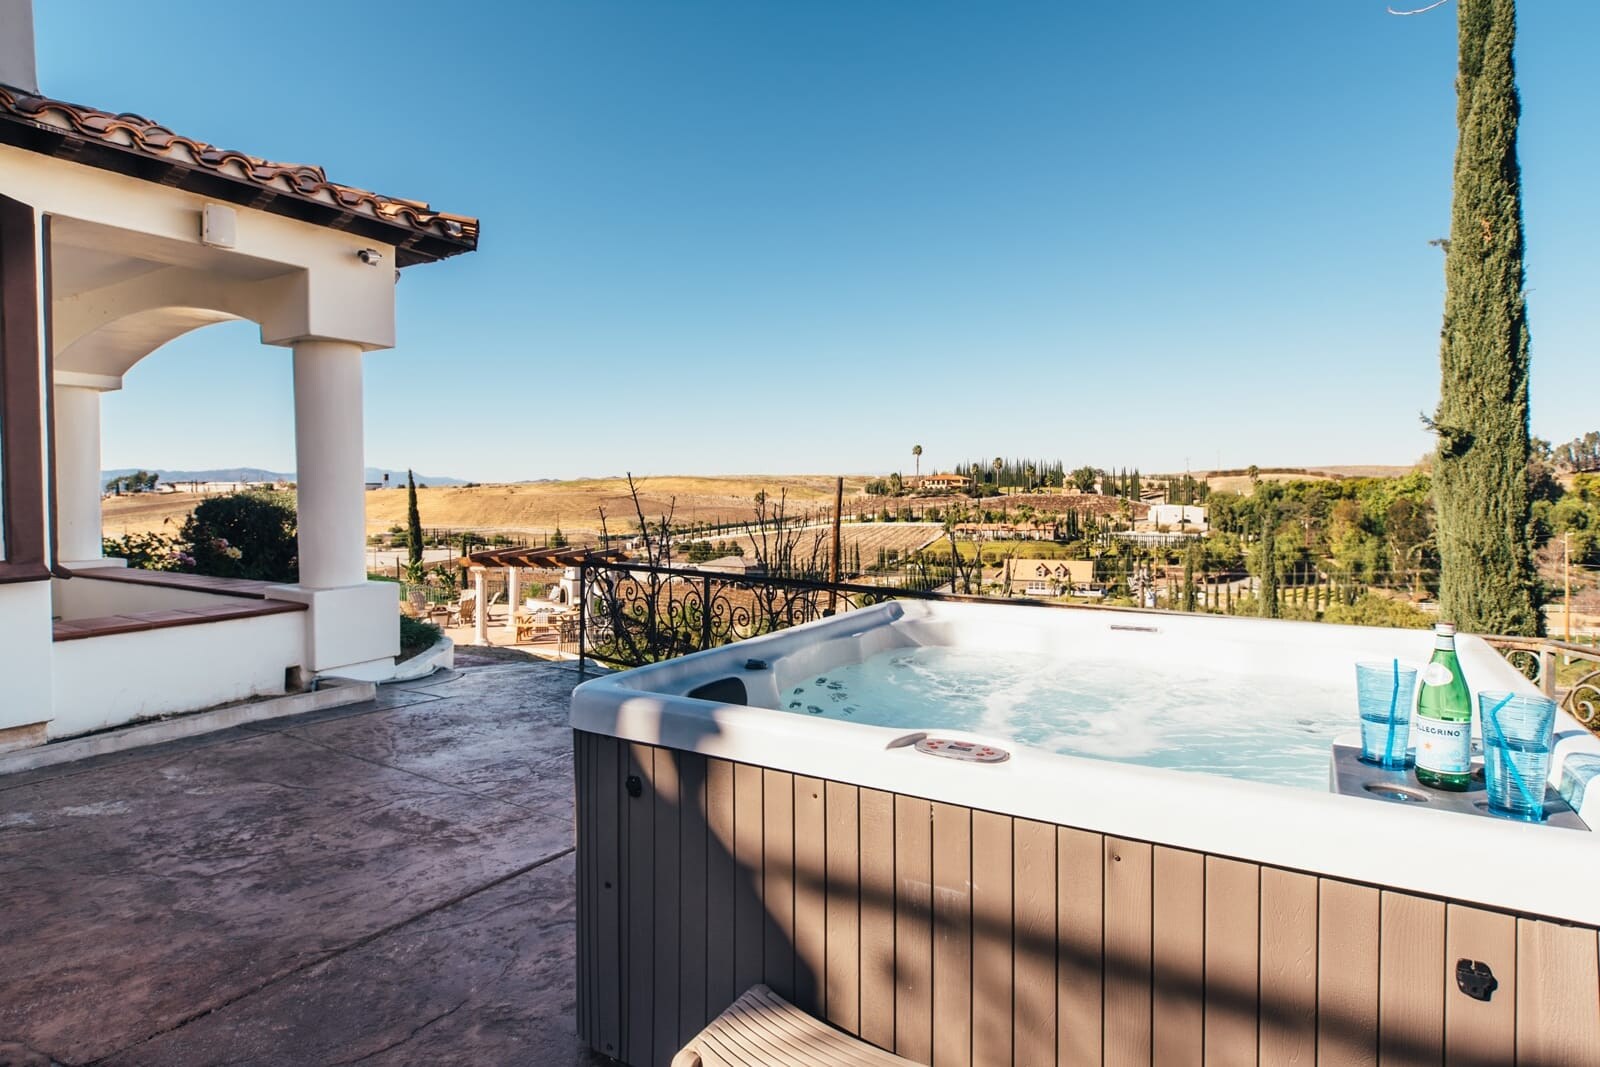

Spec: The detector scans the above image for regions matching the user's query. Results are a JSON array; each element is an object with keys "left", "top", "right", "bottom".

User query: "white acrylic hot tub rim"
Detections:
[{"left": 570, "top": 600, "right": 1600, "bottom": 927}]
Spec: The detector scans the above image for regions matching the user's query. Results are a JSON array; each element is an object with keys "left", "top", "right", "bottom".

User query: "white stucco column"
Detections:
[
  {"left": 474, "top": 568, "right": 488, "bottom": 645},
  {"left": 291, "top": 340, "right": 367, "bottom": 589},
  {"left": 54, "top": 383, "right": 105, "bottom": 565},
  {"left": 504, "top": 566, "right": 520, "bottom": 640}
]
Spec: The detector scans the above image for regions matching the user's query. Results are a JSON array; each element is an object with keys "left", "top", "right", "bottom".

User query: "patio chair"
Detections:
[
  {"left": 455, "top": 594, "right": 476, "bottom": 628},
  {"left": 515, "top": 613, "right": 554, "bottom": 643},
  {"left": 672, "top": 985, "right": 912, "bottom": 1067}
]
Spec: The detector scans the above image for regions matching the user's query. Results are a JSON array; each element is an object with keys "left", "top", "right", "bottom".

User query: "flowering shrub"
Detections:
[
  {"left": 179, "top": 492, "right": 298, "bottom": 581},
  {"left": 102, "top": 530, "right": 188, "bottom": 571},
  {"left": 103, "top": 493, "right": 295, "bottom": 580}
]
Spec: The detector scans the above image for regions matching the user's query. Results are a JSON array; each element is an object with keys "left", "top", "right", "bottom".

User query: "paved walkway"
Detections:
[{"left": 0, "top": 664, "right": 610, "bottom": 1066}]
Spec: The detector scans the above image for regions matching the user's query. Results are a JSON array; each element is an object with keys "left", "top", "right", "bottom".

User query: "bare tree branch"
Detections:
[{"left": 1386, "top": 0, "right": 1451, "bottom": 15}]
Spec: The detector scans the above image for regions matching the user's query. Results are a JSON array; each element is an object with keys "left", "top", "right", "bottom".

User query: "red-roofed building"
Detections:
[{"left": 0, "top": 0, "right": 476, "bottom": 748}]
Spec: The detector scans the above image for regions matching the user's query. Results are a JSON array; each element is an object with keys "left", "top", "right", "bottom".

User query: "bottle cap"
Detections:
[{"left": 1435, "top": 621, "right": 1456, "bottom": 636}]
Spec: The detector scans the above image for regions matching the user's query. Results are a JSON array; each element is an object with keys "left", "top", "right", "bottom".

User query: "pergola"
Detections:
[{"left": 455, "top": 546, "right": 627, "bottom": 645}]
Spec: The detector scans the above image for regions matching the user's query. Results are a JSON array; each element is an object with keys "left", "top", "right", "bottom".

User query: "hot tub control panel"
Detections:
[{"left": 914, "top": 737, "right": 1010, "bottom": 764}]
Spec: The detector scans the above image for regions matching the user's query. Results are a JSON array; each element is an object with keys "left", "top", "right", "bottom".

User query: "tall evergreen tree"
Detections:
[
  {"left": 1433, "top": 0, "right": 1541, "bottom": 635},
  {"left": 1259, "top": 492, "right": 1280, "bottom": 619},
  {"left": 406, "top": 470, "right": 424, "bottom": 579},
  {"left": 1181, "top": 544, "right": 1198, "bottom": 613}
]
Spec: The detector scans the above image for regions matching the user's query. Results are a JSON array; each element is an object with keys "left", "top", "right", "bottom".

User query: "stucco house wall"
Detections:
[
  {"left": 0, "top": 0, "right": 475, "bottom": 751},
  {"left": 50, "top": 612, "right": 306, "bottom": 738}
]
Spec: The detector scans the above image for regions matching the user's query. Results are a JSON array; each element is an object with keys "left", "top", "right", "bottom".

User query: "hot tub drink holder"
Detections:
[{"left": 1329, "top": 742, "right": 1589, "bottom": 831}]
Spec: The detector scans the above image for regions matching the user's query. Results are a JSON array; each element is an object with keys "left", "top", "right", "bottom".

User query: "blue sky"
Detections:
[{"left": 37, "top": 1, "right": 1600, "bottom": 482}]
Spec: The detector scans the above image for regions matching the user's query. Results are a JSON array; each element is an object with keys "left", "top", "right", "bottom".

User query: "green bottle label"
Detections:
[{"left": 1413, "top": 715, "right": 1471, "bottom": 775}]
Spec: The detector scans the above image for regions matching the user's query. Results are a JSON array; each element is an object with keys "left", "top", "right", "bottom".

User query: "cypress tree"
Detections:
[
  {"left": 405, "top": 469, "right": 424, "bottom": 579},
  {"left": 1433, "top": 0, "right": 1541, "bottom": 635},
  {"left": 1180, "top": 545, "right": 1197, "bottom": 613},
  {"left": 1259, "top": 493, "right": 1280, "bottom": 619}
]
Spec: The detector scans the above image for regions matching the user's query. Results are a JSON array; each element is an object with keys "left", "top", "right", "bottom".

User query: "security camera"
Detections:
[{"left": 356, "top": 248, "right": 382, "bottom": 266}]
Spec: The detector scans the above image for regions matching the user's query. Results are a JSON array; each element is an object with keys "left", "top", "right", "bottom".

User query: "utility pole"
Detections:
[
  {"left": 1564, "top": 531, "right": 1572, "bottom": 642},
  {"left": 828, "top": 476, "right": 844, "bottom": 614}
]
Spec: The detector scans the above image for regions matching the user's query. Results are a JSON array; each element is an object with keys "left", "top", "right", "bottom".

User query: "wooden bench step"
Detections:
[{"left": 672, "top": 985, "right": 915, "bottom": 1067}]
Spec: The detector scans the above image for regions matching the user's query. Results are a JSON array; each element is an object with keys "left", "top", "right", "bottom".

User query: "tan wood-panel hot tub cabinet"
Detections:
[{"left": 571, "top": 602, "right": 1600, "bottom": 1067}]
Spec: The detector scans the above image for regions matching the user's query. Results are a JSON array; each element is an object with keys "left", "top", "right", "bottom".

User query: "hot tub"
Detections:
[{"left": 572, "top": 600, "right": 1600, "bottom": 1066}]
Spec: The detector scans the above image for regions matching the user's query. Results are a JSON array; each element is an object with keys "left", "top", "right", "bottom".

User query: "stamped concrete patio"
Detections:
[{"left": 0, "top": 662, "right": 609, "bottom": 1066}]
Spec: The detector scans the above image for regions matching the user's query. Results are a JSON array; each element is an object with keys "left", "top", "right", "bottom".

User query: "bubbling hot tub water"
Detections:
[{"left": 782, "top": 644, "right": 1349, "bottom": 789}]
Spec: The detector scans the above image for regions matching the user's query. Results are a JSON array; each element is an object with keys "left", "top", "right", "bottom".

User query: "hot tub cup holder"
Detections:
[
  {"left": 1363, "top": 782, "right": 1430, "bottom": 804},
  {"left": 1330, "top": 742, "right": 1588, "bottom": 830}
]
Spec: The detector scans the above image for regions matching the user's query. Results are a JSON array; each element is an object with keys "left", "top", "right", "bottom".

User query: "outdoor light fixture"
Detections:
[
  {"left": 356, "top": 248, "right": 382, "bottom": 265},
  {"left": 200, "top": 204, "right": 237, "bottom": 249}
]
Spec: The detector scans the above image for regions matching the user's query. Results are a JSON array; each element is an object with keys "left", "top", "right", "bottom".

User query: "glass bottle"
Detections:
[{"left": 1414, "top": 621, "right": 1472, "bottom": 790}]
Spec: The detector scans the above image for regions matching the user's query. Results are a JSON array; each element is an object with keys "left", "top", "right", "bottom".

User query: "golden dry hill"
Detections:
[
  {"left": 101, "top": 466, "right": 1424, "bottom": 541},
  {"left": 1197, "top": 464, "right": 1417, "bottom": 495},
  {"left": 103, "top": 475, "right": 872, "bottom": 540}
]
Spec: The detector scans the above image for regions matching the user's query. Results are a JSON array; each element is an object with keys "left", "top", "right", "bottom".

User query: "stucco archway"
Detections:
[{"left": 44, "top": 213, "right": 395, "bottom": 674}]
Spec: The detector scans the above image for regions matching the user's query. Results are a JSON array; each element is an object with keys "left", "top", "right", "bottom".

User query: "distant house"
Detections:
[
  {"left": 1147, "top": 504, "right": 1207, "bottom": 531},
  {"left": 917, "top": 472, "right": 972, "bottom": 491},
  {"left": 1004, "top": 558, "right": 1097, "bottom": 597},
  {"left": 167, "top": 480, "right": 278, "bottom": 495}
]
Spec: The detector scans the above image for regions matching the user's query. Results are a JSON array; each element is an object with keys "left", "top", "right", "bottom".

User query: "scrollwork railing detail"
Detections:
[
  {"left": 574, "top": 564, "right": 846, "bottom": 668},
  {"left": 1484, "top": 636, "right": 1600, "bottom": 731}
]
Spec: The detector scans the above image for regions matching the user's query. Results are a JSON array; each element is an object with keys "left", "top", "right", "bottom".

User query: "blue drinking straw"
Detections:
[
  {"left": 1383, "top": 658, "right": 1401, "bottom": 766},
  {"left": 1482, "top": 692, "right": 1540, "bottom": 815}
]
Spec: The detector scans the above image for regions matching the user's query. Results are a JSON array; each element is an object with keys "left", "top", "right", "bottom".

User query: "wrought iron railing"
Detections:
[
  {"left": 1482, "top": 636, "right": 1600, "bottom": 729},
  {"left": 564, "top": 559, "right": 1243, "bottom": 669},
  {"left": 566, "top": 560, "right": 940, "bottom": 670},
  {"left": 566, "top": 560, "right": 1600, "bottom": 735}
]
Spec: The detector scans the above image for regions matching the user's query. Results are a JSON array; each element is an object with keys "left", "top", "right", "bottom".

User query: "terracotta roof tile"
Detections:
[{"left": 0, "top": 83, "right": 478, "bottom": 265}]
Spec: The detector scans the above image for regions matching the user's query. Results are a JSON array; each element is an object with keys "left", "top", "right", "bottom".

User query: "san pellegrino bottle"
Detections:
[{"left": 1414, "top": 621, "right": 1472, "bottom": 790}]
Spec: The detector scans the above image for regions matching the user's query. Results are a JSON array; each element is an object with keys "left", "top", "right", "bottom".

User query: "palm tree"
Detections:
[
  {"left": 1025, "top": 464, "right": 1036, "bottom": 492},
  {"left": 993, "top": 457, "right": 1004, "bottom": 493},
  {"left": 912, "top": 444, "right": 923, "bottom": 479}
]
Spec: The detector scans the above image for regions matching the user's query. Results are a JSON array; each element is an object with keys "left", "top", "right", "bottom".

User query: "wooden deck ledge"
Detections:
[
  {"left": 52, "top": 600, "right": 306, "bottom": 642},
  {"left": 673, "top": 985, "right": 914, "bottom": 1067},
  {"left": 65, "top": 567, "right": 284, "bottom": 600}
]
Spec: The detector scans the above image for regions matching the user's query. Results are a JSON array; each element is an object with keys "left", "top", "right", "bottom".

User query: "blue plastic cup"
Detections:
[
  {"left": 1355, "top": 660, "right": 1417, "bottom": 768},
  {"left": 1479, "top": 691, "right": 1557, "bottom": 821}
]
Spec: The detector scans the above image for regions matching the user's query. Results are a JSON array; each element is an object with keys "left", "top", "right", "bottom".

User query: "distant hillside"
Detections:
[
  {"left": 102, "top": 466, "right": 469, "bottom": 487},
  {"left": 104, "top": 474, "right": 870, "bottom": 538},
  {"left": 1196, "top": 464, "right": 1420, "bottom": 496}
]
